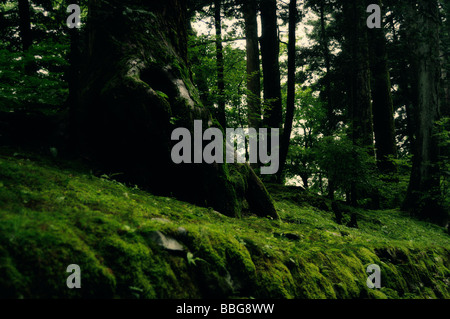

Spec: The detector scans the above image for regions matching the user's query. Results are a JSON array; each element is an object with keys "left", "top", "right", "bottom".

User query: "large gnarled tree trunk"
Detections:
[{"left": 76, "top": 0, "right": 278, "bottom": 219}]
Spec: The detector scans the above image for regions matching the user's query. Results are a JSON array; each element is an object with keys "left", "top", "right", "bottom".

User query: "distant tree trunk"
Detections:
[
  {"left": 18, "top": 0, "right": 32, "bottom": 51},
  {"left": 318, "top": 0, "right": 335, "bottom": 198},
  {"left": 442, "top": 54, "right": 450, "bottom": 118},
  {"left": 442, "top": 1, "right": 450, "bottom": 118},
  {"left": 396, "top": 2, "right": 420, "bottom": 155},
  {"left": 260, "top": 0, "right": 282, "bottom": 130},
  {"left": 300, "top": 171, "right": 308, "bottom": 189},
  {"left": 278, "top": 0, "right": 297, "bottom": 182},
  {"left": 214, "top": 0, "right": 226, "bottom": 129},
  {"left": 18, "top": 0, "right": 35, "bottom": 75},
  {"left": 404, "top": 0, "right": 446, "bottom": 226},
  {"left": 68, "top": 27, "right": 81, "bottom": 147},
  {"left": 343, "top": 0, "right": 374, "bottom": 204},
  {"left": 319, "top": 0, "right": 333, "bottom": 134},
  {"left": 348, "top": 2, "right": 374, "bottom": 150},
  {"left": 367, "top": 0, "right": 397, "bottom": 174},
  {"left": 243, "top": 0, "right": 261, "bottom": 130}
]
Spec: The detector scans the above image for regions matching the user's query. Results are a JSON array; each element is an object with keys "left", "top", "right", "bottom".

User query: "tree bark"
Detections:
[
  {"left": 367, "top": 0, "right": 397, "bottom": 174},
  {"left": 396, "top": 2, "right": 420, "bottom": 155},
  {"left": 260, "top": 0, "right": 282, "bottom": 130},
  {"left": 342, "top": 0, "right": 374, "bottom": 204},
  {"left": 347, "top": 2, "right": 374, "bottom": 150},
  {"left": 319, "top": 0, "right": 334, "bottom": 134},
  {"left": 243, "top": 0, "right": 261, "bottom": 130},
  {"left": 318, "top": 0, "right": 335, "bottom": 198},
  {"left": 404, "top": 0, "right": 446, "bottom": 226},
  {"left": 18, "top": 0, "right": 32, "bottom": 52},
  {"left": 214, "top": 0, "right": 226, "bottom": 129},
  {"left": 278, "top": 0, "right": 297, "bottom": 182},
  {"left": 78, "top": 0, "right": 278, "bottom": 219},
  {"left": 68, "top": 27, "right": 81, "bottom": 148}
]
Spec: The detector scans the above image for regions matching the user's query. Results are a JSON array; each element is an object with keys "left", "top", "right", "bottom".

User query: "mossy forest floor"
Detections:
[{"left": 0, "top": 147, "right": 449, "bottom": 299}]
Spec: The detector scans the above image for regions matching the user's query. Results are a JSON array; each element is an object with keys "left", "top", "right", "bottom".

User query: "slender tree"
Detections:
[
  {"left": 18, "top": 0, "right": 32, "bottom": 52},
  {"left": 278, "top": 0, "right": 297, "bottom": 182},
  {"left": 243, "top": 0, "right": 262, "bottom": 130},
  {"left": 68, "top": 21, "right": 81, "bottom": 147},
  {"left": 318, "top": 0, "right": 333, "bottom": 134},
  {"left": 342, "top": 0, "right": 374, "bottom": 205},
  {"left": 367, "top": 0, "right": 397, "bottom": 173},
  {"left": 260, "top": 0, "right": 282, "bottom": 130},
  {"left": 347, "top": 1, "right": 374, "bottom": 150},
  {"left": 214, "top": 0, "right": 226, "bottom": 129}
]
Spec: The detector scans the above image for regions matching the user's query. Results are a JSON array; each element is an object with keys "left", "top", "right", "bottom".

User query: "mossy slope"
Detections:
[{"left": 0, "top": 150, "right": 448, "bottom": 299}]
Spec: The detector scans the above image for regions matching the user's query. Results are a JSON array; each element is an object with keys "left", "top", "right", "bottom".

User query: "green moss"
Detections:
[{"left": 0, "top": 149, "right": 449, "bottom": 299}]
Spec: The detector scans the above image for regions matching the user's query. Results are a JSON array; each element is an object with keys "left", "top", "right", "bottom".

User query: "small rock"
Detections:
[{"left": 149, "top": 231, "right": 184, "bottom": 253}]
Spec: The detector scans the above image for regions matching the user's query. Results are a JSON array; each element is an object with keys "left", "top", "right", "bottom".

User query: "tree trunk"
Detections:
[
  {"left": 395, "top": 2, "right": 420, "bottom": 156},
  {"left": 67, "top": 27, "right": 81, "bottom": 148},
  {"left": 214, "top": 0, "right": 226, "bottom": 129},
  {"left": 442, "top": 1, "right": 450, "bottom": 118},
  {"left": 404, "top": 0, "right": 446, "bottom": 226},
  {"left": 319, "top": 0, "right": 334, "bottom": 134},
  {"left": 342, "top": 0, "right": 374, "bottom": 204},
  {"left": 18, "top": 0, "right": 35, "bottom": 75},
  {"left": 278, "top": 0, "right": 297, "bottom": 182},
  {"left": 318, "top": 0, "right": 335, "bottom": 199},
  {"left": 18, "top": 0, "right": 32, "bottom": 52},
  {"left": 367, "top": 0, "right": 397, "bottom": 173},
  {"left": 243, "top": 0, "right": 261, "bottom": 130},
  {"left": 78, "top": 0, "right": 278, "bottom": 219},
  {"left": 348, "top": 2, "right": 374, "bottom": 150},
  {"left": 260, "top": 0, "right": 282, "bottom": 130}
]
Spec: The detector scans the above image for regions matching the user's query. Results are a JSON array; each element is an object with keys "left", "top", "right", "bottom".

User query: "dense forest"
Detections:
[{"left": 0, "top": 0, "right": 449, "bottom": 300}]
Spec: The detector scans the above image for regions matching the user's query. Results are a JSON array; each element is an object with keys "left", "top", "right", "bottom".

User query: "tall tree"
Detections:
[
  {"left": 441, "top": 0, "right": 450, "bottom": 118},
  {"left": 404, "top": 0, "right": 446, "bottom": 225},
  {"left": 68, "top": 22, "right": 81, "bottom": 147},
  {"left": 18, "top": 0, "right": 32, "bottom": 52},
  {"left": 345, "top": 1, "right": 374, "bottom": 150},
  {"left": 243, "top": 0, "right": 261, "bottom": 129},
  {"left": 318, "top": 0, "right": 334, "bottom": 134},
  {"left": 278, "top": 0, "right": 297, "bottom": 182},
  {"left": 367, "top": 0, "right": 397, "bottom": 173},
  {"left": 214, "top": 0, "right": 226, "bottom": 129},
  {"left": 260, "top": 0, "right": 282, "bottom": 130},
  {"left": 318, "top": 0, "right": 336, "bottom": 198},
  {"left": 388, "top": 1, "right": 420, "bottom": 156},
  {"left": 342, "top": 0, "right": 374, "bottom": 204}
]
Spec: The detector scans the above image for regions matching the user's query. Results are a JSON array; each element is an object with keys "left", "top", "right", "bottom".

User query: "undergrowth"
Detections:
[{"left": 0, "top": 148, "right": 448, "bottom": 299}]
